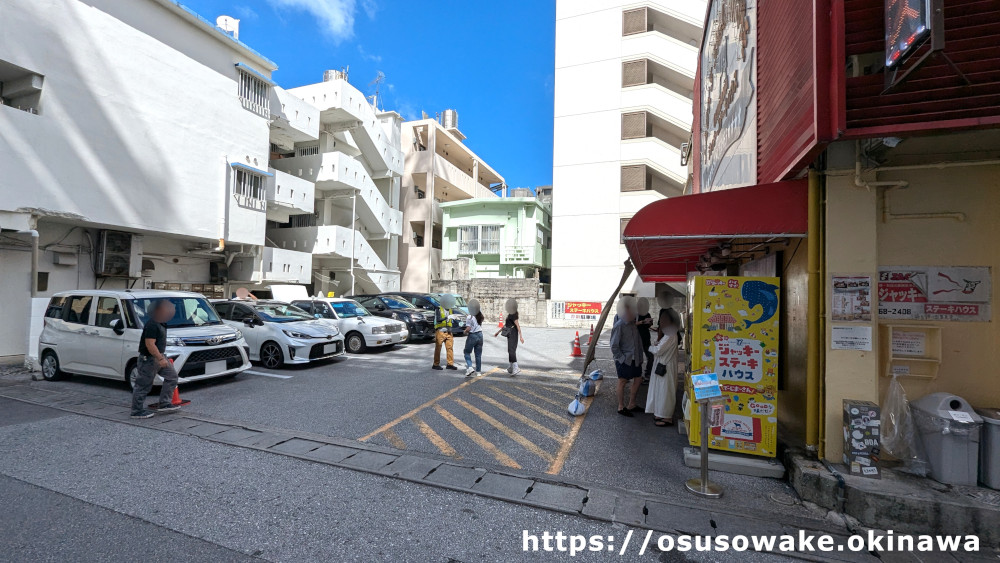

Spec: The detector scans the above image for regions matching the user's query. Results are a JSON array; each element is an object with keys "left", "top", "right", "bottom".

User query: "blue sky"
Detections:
[{"left": 183, "top": 0, "right": 556, "bottom": 189}]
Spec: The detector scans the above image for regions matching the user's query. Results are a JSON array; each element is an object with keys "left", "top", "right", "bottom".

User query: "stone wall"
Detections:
[{"left": 431, "top": 278, "right": 543, "bottom": 326}]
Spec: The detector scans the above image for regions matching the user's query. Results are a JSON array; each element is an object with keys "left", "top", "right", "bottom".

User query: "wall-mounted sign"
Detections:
[
  {"left": 885, "top": 0, "right": 931, "bottom": 68},
  {"left": 831, "top": 325, "right": 873, "bottom": 351},
  {"left": 699, "top": 0, "right": 757, "bottom": 192},
  {"left": 564, "top": 301, "right": 601, "bottom": 320},
  {"left": 832, "top": 276, "right": 872, "bottom": 322},
  {"left": 878, "top": 266, "right": 991, "bottom": 322},
  {"left": 891, "top": 331, "right": 926, "bottom": 357}
]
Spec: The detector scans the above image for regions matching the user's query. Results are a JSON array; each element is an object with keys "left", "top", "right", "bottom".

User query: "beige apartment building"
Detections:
[{"left": 399, "top": 111, "right": 505, "bottom": 292}]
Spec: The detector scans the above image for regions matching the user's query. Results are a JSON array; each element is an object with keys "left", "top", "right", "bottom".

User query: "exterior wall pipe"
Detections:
[
  {"left": 17, "top": 229, "right": 39, "bottom": 297},
  {"left": 854, "top": 141, "right": 966, "bottom": 223},
  {"left": 805, "top": 170, "right": 821, "bottom": 452}
]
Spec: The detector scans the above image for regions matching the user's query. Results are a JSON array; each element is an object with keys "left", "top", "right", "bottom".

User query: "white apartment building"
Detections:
[
  {"left": 0, "top": 0, "right": 320, "bottom": 359},
  {"left": 399, "top": 112, "right": 505, "bottom": 292},
  {"left": 551, "top": 1, "right": 705, "bottom": 303},
  {"left": 268, "top": 72, "right": 405, "bottom": 297}
]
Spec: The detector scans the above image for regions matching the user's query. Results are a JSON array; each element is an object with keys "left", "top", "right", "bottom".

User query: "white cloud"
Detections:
[
  {"left": 357, "top": 44, "right": 382, "bottom": 63},
  {"left": 267, "top": 0, "right": 374, "bottom": 42}
]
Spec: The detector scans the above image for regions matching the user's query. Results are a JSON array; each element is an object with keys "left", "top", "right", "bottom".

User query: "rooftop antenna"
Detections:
[
  {"left": 216, "top": 15, "right": 240, "bottom": 39},
  {"left": 368, "top": 71, "right": 385, "bottom": 111}
]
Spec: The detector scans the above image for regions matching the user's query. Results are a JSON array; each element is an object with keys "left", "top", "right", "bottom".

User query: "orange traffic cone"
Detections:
[
  {"left": 169, "top": 386, "right": 191, "bottom": 407},
  {"left": 570, "top": 332, "right": 583, "bottom": 357}
]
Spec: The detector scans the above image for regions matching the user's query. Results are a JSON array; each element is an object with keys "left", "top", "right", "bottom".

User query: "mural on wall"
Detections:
[{"left": 700, "top": 0, "right": 758, "bottom": 192}]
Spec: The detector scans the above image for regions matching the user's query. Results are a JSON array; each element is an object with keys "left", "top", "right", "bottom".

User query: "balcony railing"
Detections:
[{"left": 501, "top": 245, "right": 545, "bottom": 265}]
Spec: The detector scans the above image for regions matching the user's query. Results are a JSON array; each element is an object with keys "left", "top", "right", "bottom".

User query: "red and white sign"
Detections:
[
  {"left": 564, "top": 302, "right": 601, "bottom": 320},
  {"left": 878, "top": 267, "right": 991, "bottom": 322}
]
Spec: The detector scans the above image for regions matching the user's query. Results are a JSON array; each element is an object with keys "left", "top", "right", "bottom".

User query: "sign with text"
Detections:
[
  {"left": 564, "top": 301, "right": 601, "bottom": 321},
  {"left": 878, "top": 267, "right": 991, "bottom": 322},
  {"left": 688, "top": 276, "right": 779, "bottom": 458},
  {"left": 692, "top": 373, "right": 723, "bottom": 401}
]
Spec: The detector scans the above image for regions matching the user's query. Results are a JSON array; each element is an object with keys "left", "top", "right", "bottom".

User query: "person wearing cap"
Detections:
[
  {"left": 610, "top": 297, "right": 643, "bottom": 417},
  {"left": 432, "top": 293, "right": 459, "bottom": 371},
  {"left": 463, "top": 298, "right": 485, "bottom": 377}
]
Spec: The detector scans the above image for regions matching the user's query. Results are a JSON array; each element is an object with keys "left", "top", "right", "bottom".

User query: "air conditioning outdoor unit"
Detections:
[{"left": 95, "top": 230, "right": 142, "bottom": 278}]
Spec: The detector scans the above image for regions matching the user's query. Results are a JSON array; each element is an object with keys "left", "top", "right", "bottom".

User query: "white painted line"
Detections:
[{"left": 243, "top": 370, "right": 293, "bottom": 379}]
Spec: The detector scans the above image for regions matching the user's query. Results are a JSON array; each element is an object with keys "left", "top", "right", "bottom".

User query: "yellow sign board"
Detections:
[{"left": 688, "top": 276, "right": 780, "bottom": 458}]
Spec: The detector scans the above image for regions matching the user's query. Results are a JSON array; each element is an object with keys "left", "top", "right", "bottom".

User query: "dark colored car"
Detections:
[
  {"left": 391, "top": 292, "right": 466, "bottom": 336},
  {"left": 348, "top": 294, "right": 435, "bottom": 341}
]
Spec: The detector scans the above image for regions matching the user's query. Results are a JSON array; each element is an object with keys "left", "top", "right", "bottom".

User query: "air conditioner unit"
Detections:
[{"left": 95, "top": 230, "right": 142, "bottom": 278}]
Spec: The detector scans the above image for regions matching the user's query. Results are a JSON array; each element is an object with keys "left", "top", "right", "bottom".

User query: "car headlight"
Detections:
[
  {"left": 234, "top": 329, "right": 243, "bottom": 340},
  {"left": 371, "top": 326, "right": 386, "bottom": 334},
  {"left": 165, "top": 337, "right": 185, "bottom": 347},
  {"left": 282, "top": 329, "right": 313, "bottom": 339},
  {"left": 391, "top": 312, "right": 399, "bottom": 319}
]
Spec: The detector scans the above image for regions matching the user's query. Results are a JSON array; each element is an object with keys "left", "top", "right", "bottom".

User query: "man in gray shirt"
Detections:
[{"left": 610, "top": 298, "right": 643, "bottom": 417}]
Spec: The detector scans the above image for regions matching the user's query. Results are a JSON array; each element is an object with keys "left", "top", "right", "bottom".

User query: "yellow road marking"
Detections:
[
  {"left": 547, "top": 383, "right": 599, "bottom": 474},
  {"left": 382, "top": 428, "right": 406, "bottom": 450},
  {"left": 470, "top": 392, "right": 565, "bottom": 442},
  {"left": 433, "top": 404, "right": 521, "bottom": 469},
  {"left": 412, "top": 415, "right": 459, "bottom": 458},
  {"left": 453, "top": 398, "right": 554, "bottom": 463},
  {"left": 510, "top": 385, "right": 568, "bottom": 408},
  {"left": 489, "top": 387, "right": 571, "bottom": 426},
  {"left": 359, "top": 367, "right": 499, "bottom": 442}
]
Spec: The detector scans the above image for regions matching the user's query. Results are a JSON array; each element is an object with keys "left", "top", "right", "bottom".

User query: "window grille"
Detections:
[
  {"left": 622, "top": 59, "right": 648, "bottom": 87},
  {"left": 621, "top": 165, "right": 650, "bottom": 192},
  {"left": 622, "top": 7, "right": 648, "bottom": 36},
  {"left": 238, "top": 69, "right": 270, "bottom": 117},
  {"left": 296, "top": 145, "right": 319, "bottom": 157}
]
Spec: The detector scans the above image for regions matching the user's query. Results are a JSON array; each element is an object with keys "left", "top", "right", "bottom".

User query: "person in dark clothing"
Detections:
[
  {"left": 494, "top": 298, "right": 524, "bottom": 375},
  {"left": 636, "top": 297, "right": 654, "bottom": 381},
  {"left": 130, "top": 300, "right": 181, "bottom": 419}
]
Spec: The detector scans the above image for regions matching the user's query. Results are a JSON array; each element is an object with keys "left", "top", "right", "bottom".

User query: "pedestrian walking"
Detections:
[
  {"left": 432, "top": 293, "right": 459, "bottom": 370},
  {"left": 494, "top": 299, "right": 524, "bottom": 375},
  {"left": 610, "top": 297, "right": 643, "bottom": 417},
  {"left": 645, "top": 308, "right": 680, "bottom": 426},
  {"left": 636, "top": 297, "right": 654, "bottom": 382},
  {"left": 463, "top": 298, "right": 485, "bottom": 377},
  {"left": 130, "top": 299, "right": 181, "bottom": 419}
]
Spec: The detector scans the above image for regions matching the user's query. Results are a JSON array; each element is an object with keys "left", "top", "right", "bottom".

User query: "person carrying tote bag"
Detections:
[
  {"left": 645, "top": 308, "right": 681, "bottom": 426},
  {"left": 494, "top": 299, "right": 524, "bottom": 375}
]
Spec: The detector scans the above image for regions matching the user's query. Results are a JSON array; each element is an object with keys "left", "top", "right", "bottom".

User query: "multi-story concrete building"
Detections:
[
  {"left": 268, "top": 72, "right": 405, "bottom": 297},
  {"left": 399, "top": 112, "right": 505, "bottom": 292},
  {"left": 551, "top": 1, "right": 705, "bottom": 303},
  {"left": 0, "top": 0, "right": 403, "bottom": 361},
  {"left": 439, "top": 193, "right": 552, "bottom": 283}
]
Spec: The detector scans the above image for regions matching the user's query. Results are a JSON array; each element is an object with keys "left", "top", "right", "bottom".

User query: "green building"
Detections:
[{"left": 440, "top": 195, "right": 552, "bottom": 281}]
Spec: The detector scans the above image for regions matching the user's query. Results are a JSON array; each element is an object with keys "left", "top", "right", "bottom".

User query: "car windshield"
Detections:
[
  {"left": 253, "top": 303, "right": 313, "bottom": 323},
  {"left": 131, "top": 297, "right": 222, "bottom": 328},
  {"left": 331, "top": 301, "right": 371, "bottom": 318},
  {"left": 381, "top": 296, "right": 415, "bottom": 309},
  {"left": 453, "top": 296, "right": 468, "bottom": 307}
]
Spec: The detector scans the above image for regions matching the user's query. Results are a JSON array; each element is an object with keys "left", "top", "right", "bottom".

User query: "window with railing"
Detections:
[
  {"left": 233, "top": 168, "right": 266, "bottom": 211},
  {"left": 238, "top": 69, "right": 270, "bottom": 117},
  {"left": 457, "top": 225, "right": 502, "bottom": 254},
  {"left": 296, "top": 145, "right": 319, "bottom": 157}
]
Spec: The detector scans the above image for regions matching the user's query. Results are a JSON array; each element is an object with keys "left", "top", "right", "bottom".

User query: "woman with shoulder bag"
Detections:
[
  {"left": 494, "top": 299, "right": 524, "bottom": 375},
  {"left": 645, "top": 308, "right": 681, "bottom": 426}
]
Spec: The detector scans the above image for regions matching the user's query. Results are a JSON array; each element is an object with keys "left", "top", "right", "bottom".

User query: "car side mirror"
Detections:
[
  {"left": 243, "top": 317, "right": 255, "bottom": 328},
  {"left": 110, "top": 319, "right": 125, "bottom": 335}
]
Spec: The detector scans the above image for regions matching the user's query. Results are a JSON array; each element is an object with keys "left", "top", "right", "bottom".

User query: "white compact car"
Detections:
[
  {"left": 38, "top": 290, "right": 252, "bottom": 388},
  {"left": 290, "top": 298, "right": 408, "bottom": 353},
  {"left": 213, "top": 300, "right": 345, "bottom": 368}
]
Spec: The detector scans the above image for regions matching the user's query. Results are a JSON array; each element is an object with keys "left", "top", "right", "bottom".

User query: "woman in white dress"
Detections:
[{"left": 645, "top": 308, "right": 681, "bottom": 426}]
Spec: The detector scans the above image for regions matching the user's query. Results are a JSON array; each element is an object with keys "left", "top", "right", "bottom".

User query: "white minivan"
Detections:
[{"left": 38, "top": 290, "right": 252, "bottom": 388}]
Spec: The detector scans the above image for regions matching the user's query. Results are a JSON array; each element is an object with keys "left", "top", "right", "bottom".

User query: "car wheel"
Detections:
[
  {"left": 260, "top": 341, "right": 284, "bottom": 369},
  {"left": 346, "top": 332, "right": 367, "bottom": 354},
  {"left": 125, "top": 360, "right": 139, "bottom": 391},
  {"left": 40, "top": 351, "right": 66, "bottom": 381}
]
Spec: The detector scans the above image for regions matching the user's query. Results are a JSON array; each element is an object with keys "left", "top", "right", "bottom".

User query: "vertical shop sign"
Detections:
[{"left": 688, "top": 276, "right": 779, "bottom": 458}]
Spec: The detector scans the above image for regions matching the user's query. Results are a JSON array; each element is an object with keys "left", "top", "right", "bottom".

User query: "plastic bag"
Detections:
[{"left": 880, "top": 375, "right": 929, "bottom": 476}]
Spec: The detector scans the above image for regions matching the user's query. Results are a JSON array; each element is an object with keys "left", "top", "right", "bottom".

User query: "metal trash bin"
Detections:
[
  {"left": 975, "top": 408, "right": 1000, "bottom": 489},
  {"left": 910, "top": 393, "right": 982, "bottom": 486}
]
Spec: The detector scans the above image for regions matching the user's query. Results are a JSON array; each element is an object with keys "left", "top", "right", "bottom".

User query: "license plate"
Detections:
[
  {"left": 324, "top": 343, "right": 337, "bottom": 354},
  {"left": 205, "top": 360, "right": 226, "bottom": 375}
]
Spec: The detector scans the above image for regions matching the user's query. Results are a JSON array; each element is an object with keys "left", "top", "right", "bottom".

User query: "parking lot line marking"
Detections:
[
  {"left": 358, "top": 366, "right": 501, "bottom": 442},
  {"left": 510, "top": 385, "right": 568, "bottom": 408},
  {"left": 432, "top": 404, "right": 521, "bottom": 469},
  {"left": 470, "top": 393, "right": 565, "bottom": 442},
  {"left": 382, "top": 428, "right": 406, "bottom": 450},
  {"left": 243, "top": 370, "right": 293, "bottom": 379},
  {"left": 452, "top": 398, "right": 554, "bottom": 463},
  {"left": 546, "top": 386, "right": 598, "bottom": 475},
  {"left": 488, "top": 388, "right": 571, "bottom": 427},
  {"left": 412, "top": 415, "right": 460, "bottom": 459}
]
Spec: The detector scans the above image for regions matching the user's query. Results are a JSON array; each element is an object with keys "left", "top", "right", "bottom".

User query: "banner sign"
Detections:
[
  {"left": 878, "top": 266, "right": 991, "bottom": 321},
  {"left": 688, "top": 276, "right": 779, "bottom": 458},
  {"left": 564, "top": 302, "right": 601, "bottom": 321}
]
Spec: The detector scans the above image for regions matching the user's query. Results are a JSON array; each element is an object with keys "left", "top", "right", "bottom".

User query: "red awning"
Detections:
[{"left": 623, "top": 180, "right": 808, "bottom": 282}]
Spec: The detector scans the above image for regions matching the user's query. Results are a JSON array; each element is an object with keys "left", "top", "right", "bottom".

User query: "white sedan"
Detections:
[
  {"left": 213, "top": 300, "right": 345, "bottom": 368},
  {"left": 291, "top": 298, "right": 408, "bottom": 353}
]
